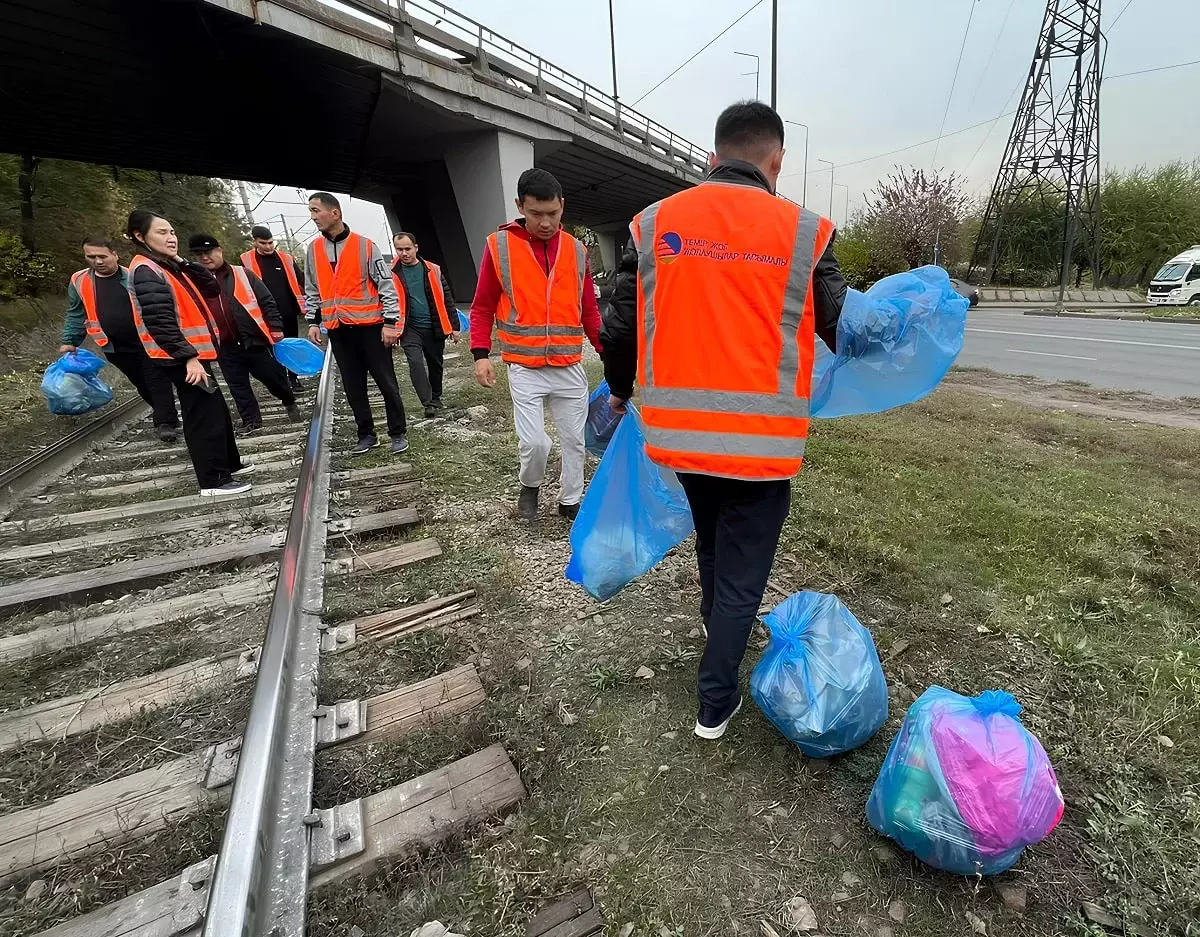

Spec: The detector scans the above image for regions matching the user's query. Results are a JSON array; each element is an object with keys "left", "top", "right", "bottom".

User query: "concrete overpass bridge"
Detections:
[{"left": 0, "top": 0, "right": 707, "bottom": 297}]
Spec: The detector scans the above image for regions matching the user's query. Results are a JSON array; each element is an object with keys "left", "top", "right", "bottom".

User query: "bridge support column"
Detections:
[
  {"left": 445, "top": 130, "right": 535, "bottom": 273},
  {"left": 591, "top": 221, "right": 632, "bottom": 274}
]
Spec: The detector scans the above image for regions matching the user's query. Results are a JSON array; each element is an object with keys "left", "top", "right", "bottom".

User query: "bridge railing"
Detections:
[{"left": 320, "top": 0, "right": 708, "bottom": 178}]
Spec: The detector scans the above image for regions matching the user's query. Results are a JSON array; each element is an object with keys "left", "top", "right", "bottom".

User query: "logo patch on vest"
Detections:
[
  {"left": 657, "top": 232, "right": 787, "bottom": 267},
  {"left": 656, "top": 232, "right": 683, "bottom": 264}
]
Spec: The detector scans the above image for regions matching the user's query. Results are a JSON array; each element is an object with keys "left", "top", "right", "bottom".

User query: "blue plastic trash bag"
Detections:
[
  {"left": 810, "top": 265, "right": 969, "bottom": 418},
  {"left": 565, "top": 405, "right": 694, "bottom": 600},
  {"left": 750, "top": 591, "right": 888, "bottom": 758},
  {"left": 585, "top": 379, "right": 623, "bottom": 457},
  {"left": 273, "top": 337, "right": 325, "bottom": 376},
  {"left": 457, "top": 310, "right": 469, "bottom": 332},
  {"left": 41, "top": 354, "right": 113, "bottom": 416},
  {"left": 57, "top": 348, "right": 107, "bottom": 376},
  {"left": 867, "top": 687, "right": 1064, "bottom": 876}
]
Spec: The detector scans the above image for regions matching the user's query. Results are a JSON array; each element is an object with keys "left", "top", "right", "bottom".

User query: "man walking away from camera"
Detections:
[
  {"left": 392, "top": 232, "right": 460, "bottom": 418},
  {"left": 189, "top": 234, "right": 301, "bottom": 431},
  {"left": 59, "top": 238, "right": 180, "bottom": 441},
  {"left": 602, "top": 101, "right": 847, "bottom": 741},
  {"left": 470, "top": 168, "right": 602, "bottom": 523},
  {"left": 304, "top": 192, "right": 408, "bottom": 455},
  {"left": 241, "top": 224, "right": 306, "bottom": 390}
]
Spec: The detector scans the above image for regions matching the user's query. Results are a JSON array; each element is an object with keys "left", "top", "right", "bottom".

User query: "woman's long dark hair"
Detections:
[{"left": 126, "top": 209, "right": 169, "bottom": 257}]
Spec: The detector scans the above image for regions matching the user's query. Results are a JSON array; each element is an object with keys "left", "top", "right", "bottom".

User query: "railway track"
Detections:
[{"left": 0, "top": 357, "right": 525, "bottom": 936}]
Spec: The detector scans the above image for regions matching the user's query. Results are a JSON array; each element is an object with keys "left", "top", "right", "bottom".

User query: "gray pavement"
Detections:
[{"left": 958, "top": 308, "right": 1200, "bottom": 399}]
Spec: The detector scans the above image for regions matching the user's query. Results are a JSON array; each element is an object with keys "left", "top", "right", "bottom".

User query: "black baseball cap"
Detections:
[
  {"left": 250, "top": 225, "right": 273, "bottom": 240},
  {"left": 189, "top": 233, "right": 220, "bottom": 252}
]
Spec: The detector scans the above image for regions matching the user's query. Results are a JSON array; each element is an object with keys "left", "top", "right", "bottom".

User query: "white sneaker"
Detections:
[
  {"left": 232, "top": 463, "right": 257, "bottom": 477},
  {"left": 694, "top": 696, "right": 742, "bottom": 740},
  {"left": 200, "top": 480, "right": 253, "bottom": 497}
]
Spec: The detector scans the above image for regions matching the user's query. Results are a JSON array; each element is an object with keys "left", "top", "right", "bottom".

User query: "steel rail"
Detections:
[
  {"left": 201, "top": 350, "right": 336, "bottom": 937},
  {"left": 0, "top": 396, "right": 146, "bottom": 515}
]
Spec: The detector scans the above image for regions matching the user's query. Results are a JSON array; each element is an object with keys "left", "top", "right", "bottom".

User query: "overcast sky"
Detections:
[{"left": 257, "top": 0, "right": 1199, "bottom": 253}]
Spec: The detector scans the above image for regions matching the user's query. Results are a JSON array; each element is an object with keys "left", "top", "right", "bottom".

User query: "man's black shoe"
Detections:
[
  {"left": 695, "top": 694, "right": 742, "bottom": 740},
  {"left": 558, "top": 502, "right": 579, "bottom": 521},
  {"left": 517, "top": 485, "right": 539, "bottom": 522}
]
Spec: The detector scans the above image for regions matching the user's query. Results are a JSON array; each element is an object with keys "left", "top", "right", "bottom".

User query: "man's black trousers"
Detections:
[
  {"left": 327, "top": 323, "right": 407, "bottom": 440},
  {"left": 677, "top": 472, "right": 792, "bottom": 712},
  {"left": 105, "top": 349, "right": 178, "bottom": 429},
  {"left": 400, "top": 325, "right": 446, "bottom": 408},
  {"left": 218, "top": 342, "right": 295, "bottom": 428},
  {"left": 162, "top": 360, "right": 243, "bottom": 489}
]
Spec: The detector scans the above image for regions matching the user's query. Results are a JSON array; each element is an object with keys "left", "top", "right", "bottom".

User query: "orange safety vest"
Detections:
[
  {"left": 309, "top": 232, "right": 383, "bottom": 329},
  {"left": 486, "top": 228, "right": 586, "bottom": 368},
  {"left": 632, "top": 181, "right": 835, "bottom": 481},
  {"left": 240, "top": 248, "right": 304, "bottom": 313},
  {"left": 229, "top": 265, "right": 275, "bottom": 344},
  {"left": 127, "top": 255, "right": 218, "bottom": 361},
  {"left": 392, "top": 259, "right": 454, "bottom": 334},
  {"left": 70, "top": 266, "right": 130, "bottom": 348}
]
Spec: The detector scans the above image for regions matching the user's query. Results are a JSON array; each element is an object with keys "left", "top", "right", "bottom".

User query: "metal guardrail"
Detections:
[
  {"left": 302, "top": 0, "right": 709, "bottom": 178},
  {"left": 202, "top": 350, "right": 336, "bottom": 936}
]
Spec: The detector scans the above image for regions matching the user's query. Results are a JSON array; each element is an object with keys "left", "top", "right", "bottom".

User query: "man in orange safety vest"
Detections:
[{"left": 602, "top": 101, "right": 849, "bottom": 741}]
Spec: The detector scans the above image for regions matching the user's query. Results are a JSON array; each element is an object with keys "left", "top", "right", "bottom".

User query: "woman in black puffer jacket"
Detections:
[{"left": 127, "top": 210, "right": 251, "bottom": 496}]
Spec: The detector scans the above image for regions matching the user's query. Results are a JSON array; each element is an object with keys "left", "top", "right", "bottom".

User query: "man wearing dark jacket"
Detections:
[
  {"left": 601, "top": 101, "right": 849, "bottom": 742},
  {"left": 391, "top": 232, "right": 460, "bottom": 418},
  {"left": 189, "top": 234, "right": 300, "bottom": 430}
]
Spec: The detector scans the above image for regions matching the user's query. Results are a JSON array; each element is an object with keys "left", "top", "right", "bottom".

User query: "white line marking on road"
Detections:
[
  {"left": 968, "top": 327, "right": 1200, "bottom": 352},
  {"left": 1006, "top": 348, "right": 1097, "bottom": 361}
]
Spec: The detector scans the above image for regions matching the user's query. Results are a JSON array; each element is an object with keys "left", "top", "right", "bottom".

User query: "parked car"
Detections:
[{"left": 950, "top": 278, "right": 980, "bottom": 307}]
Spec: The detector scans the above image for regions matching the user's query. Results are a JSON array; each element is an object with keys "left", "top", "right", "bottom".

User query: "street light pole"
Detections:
[
  {"left": 833, "top": 183, "right": 849, "bottom": 225},
  {"left": 784, "top": 120, "right": 809, "bottom": 205},
  {"left": 817, "top": 158, "right": 834, "bottom": 218},
  {"left": 770, "top": 0, "right": 778, "bottom": 108},
  {"left": 607, "top": 0, "right": 619, "bottom": 109},
  {"left": 734, "top": 51, "right": 760, "bottom": 99}
]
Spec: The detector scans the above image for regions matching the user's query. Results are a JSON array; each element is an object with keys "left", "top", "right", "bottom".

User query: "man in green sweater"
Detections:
[
  {"left": 391, "top": 232, "right": 460, "bottom": 418},
  {"left": 58, "top": 238, "right": 179, "bottom": 441}
]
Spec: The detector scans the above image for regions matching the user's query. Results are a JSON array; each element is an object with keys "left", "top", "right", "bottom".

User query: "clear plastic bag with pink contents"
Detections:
[{"left": 866, "top": 687, "right": 1064, "bottom": 875}]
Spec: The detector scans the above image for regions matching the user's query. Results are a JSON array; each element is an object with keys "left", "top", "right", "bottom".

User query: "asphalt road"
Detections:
[{"left": 958, "top": 309, "right": 1200, "bottom": 399}]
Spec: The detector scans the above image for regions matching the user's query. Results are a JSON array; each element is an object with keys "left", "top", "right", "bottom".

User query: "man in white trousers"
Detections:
[{"left": 469, "top": 168, "right": 603, "bottom": 523}]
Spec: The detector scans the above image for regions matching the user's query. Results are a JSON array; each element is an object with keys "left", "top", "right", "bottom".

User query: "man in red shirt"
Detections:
[{"left": 470, "top": 168, "right": 603, "bottom": 523}]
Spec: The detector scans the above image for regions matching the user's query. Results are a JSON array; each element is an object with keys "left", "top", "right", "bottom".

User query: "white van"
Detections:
[{"left": 1147, "top": 247, "right": 1200, "bottom": 305}]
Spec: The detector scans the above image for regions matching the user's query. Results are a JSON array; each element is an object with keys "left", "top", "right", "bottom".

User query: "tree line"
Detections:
[
  {"left": 833, "top": 159, "right": 1200, "bottom": 290},
  {"left": 0, "top": 155, "right": 248, "bottom": 302}
]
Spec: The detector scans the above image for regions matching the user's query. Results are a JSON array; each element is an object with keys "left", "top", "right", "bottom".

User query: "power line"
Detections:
[
  {"left": 967, "top": 0, "right": 1017, "bottom": 111},
  {"left": 1108, "top": 0, "right": 1135, "bottom": 31},
  {"left": 1107, "top": 57, "right": 1200, "bottom": 80},
  {"left": 631, "top": 0, "right": 764, "bottom": 106},
  {"left": 250, "top": 184, "right": 276, "bottom": 214},
  {"left": 930, "top": 0, "right": 980, "bottom": 172}
]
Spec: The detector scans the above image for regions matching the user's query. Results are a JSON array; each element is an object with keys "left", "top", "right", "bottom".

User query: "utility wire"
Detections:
[
  {"left": 631, "top": 0, "right": 764, "bottom": 106},
  {"left": 967, "top": 0, "right": 1017, "bottom": 110},
  {"left": 930, "top": 0, "right": 980, "bottom": 172},
  {"left": 1107, "top": 57, "right": 1200, "bottom": 80},
  {"left": 250, "top": 184, "right": 276, "bottom": 214},
  {"left": 1108, "top": 0, "right": 1135, "bottom": 32}
]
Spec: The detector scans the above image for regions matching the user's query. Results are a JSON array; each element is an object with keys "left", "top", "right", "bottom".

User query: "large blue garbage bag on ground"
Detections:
[
  {"left": 41, "top": 352, "right": 113, "bottom": 415},
  {"left": 866, "top": 687, "right": 1064, "bottom": 876},
  {"left": 810, "top": 265, "right": 969, "bottom": 418},
  {"left": 565, "top": 405, "right": 694, "bottom": 600},
  {"left": 750, "top": 591, "right": 888, "bottom": 758},
  {"left": 273, "top": 337, "right": 325, "bottom": 376},
  {"left": 585, "top": 379, "right": 623, "bottom": 457}
]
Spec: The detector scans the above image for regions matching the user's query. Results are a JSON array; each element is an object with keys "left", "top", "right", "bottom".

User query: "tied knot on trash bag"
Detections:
[
  {"left": 750, "top": 592, "right": 888, "bottom": 759},
  {"left": 867, "top": 686, "right": 1064, "bottom": 876},
  {"left": 565, "top": 404, "right": 693, "bottom": 601},
  {"left": 273, "top": 337, "right": 325, "bottom": 376},
  {"left": 41, "top": 351, "right": 113, "bottom": 416},
  {"left": 810, "top": 265, "right": 969, "bottom": 419}
]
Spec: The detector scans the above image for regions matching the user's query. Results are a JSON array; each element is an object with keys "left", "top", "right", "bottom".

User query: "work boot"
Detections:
[
  {"left": 517, "top": 485, "right": 539, "bottom": 523},
  {"left": 423, "top": 405, "right": 438, "bottom": 419},
  {"left": 285, "top": 403, "right": 303, "bottom": 422},
  {"left": 155, "top": 424, "right": 178, "bottom": 444},
  {"left": 558, "top": 502, "right": 579, "bottom": 521},
  {"left": 431, "top": 397, "right": 443, "bottom": 410}
]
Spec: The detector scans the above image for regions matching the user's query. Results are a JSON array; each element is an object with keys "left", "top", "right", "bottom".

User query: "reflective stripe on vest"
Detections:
[
  {"left": 70, "top": 267, "right": 120, "bottom": 348},
  {"left": 230, "top": 265, "right": 274, "bottom": 343},
  {"left": 309, "top": 232, "right": 383, "bottom": 330},
  {"left": 241, "top": 249, "right": 305, "bottom": 313},
  {"left": 393, "top": 259, "right": 454, "bottom": 334},
  {"left": 127, "top": 255, "right": 218, "bottom": 361},
  {"left": 488, "top": 229, "right": 586, "bottom": 368},
  {"left": 633, "top": 182, "right": 834, "bottom": 480}
]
